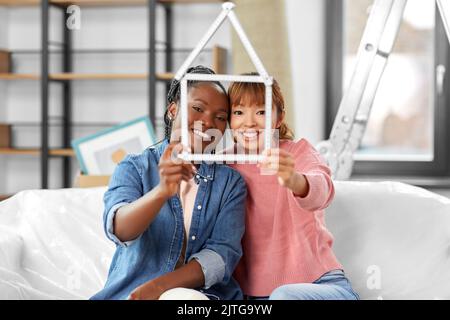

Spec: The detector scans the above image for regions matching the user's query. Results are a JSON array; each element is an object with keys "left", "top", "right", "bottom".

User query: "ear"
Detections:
[
  {"left": 276, "top": 110, "right": 285, "bottom": 129},
  {"left": 167, "top": 102, "right": 178, "bottom": 120}
]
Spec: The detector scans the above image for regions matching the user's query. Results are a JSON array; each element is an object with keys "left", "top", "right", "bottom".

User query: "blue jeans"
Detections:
[{"left": 247, "top": 270, "right": 360, "bottom": 300}]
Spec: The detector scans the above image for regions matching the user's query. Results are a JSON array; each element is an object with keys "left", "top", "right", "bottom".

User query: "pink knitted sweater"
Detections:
[{"left": 230, "top": 139, "right": 343, "bottom": 296}]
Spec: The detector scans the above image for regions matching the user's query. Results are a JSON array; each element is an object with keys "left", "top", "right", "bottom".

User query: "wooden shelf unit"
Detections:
[
  {"left": 50, "top": 72, "right": 173, "bottom": 80},
  {"left": 0, "top": 0, "right": 39, "bottom": 5},
  {"left": 0, "top": 73, "right": 40, "bottom": 80},
  {"left": 0, "top": 72, "right": 175, "bottom": 81},
  {"left": 0, "top": 148, "right": 75, "bottom": 157},
  {"left": 0, "top": 0, "right": 227, "bottom": 192},
  {"left": 0, "top": 0, "right": 225, "bottom": 6}
]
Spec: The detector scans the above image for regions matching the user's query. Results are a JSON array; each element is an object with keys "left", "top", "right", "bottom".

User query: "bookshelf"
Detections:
[
  {"left": 0, "top": 72, "right": 174, "bottom": 80},
  {"left": 0, "top": 0, "right": 227, "bottom": 196},
  {"left": 0, "top": 148, "right": 74, "bottom": 156},
  {"left": 0, "top": 0, "right": 225, "bottom": 6}
]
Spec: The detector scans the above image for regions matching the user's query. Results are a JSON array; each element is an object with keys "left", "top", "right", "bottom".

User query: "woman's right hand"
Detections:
[{"left": 157, "top": 143, "right": 195, "bottom": 199}]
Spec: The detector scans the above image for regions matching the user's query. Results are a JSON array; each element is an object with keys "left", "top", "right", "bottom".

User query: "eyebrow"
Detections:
[
  {"left": 192, "top": 98, "right": 209, "bottom": 105},
  {"left": 233, "top": 104, "right": 264, "bottom": 109},
  {"left": 217, "top": 107, "right": 229, "bottom": 114},
  {"left": 193, "top": 98, "right": 229, "bottom": 114}
]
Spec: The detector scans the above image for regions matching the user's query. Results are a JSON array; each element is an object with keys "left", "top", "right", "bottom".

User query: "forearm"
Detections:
[
  {"left": 113, "top": 185, "right": 169, "bottom": 242},
  {"left": 129, "top": 260, "right": 205, "bottom": 300},
  {"left": 153, "top": 260, "right": 205, "bottom": 292}
]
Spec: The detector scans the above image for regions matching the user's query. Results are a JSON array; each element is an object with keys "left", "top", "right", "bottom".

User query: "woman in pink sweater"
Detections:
[{"left": 227, "top": 75, "right": 359, "bottom": 300}]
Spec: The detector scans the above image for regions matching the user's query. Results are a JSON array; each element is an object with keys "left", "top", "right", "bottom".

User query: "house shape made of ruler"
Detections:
[{"left": 175, "top": 2, "right": 273, "bottom": 163}]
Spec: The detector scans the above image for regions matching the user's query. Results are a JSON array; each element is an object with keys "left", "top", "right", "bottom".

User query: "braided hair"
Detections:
[{"left": 164, "top": 65, "right": 227, "bottom": 140}]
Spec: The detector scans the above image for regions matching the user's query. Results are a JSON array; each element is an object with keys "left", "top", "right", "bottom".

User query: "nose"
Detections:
[
  {"left": 243, "top": 113, "right": 257, "bottom": 128},
  {"left": 199, "top": 113, "right": 214, "bottom": 130}
]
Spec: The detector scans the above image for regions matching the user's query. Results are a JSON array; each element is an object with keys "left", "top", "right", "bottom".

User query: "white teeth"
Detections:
[
  {"left": 193, "top": 129, "right": 211, "bottom": 139},
  {"left": 243, "top": 132, "right": 257, "bottom": 138},
  {"left": 241, "top": 131, "right": 258, "bottom": 139}
]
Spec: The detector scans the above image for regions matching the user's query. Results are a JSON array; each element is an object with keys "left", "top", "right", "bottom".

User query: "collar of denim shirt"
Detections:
[{"left": 155, "top": 139, "right": 216, "bottom": 183}]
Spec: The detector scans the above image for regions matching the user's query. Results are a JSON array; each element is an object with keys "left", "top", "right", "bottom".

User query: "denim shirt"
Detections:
[{"left": 91, "top": 140, "right": 246, "bottom": 300}]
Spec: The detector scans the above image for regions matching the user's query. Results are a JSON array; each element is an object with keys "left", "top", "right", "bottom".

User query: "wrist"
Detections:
[
  {"left": 154, "top": 184, "right": 171, "bottom": 200},
  {"left": 292, "top": 173, "right": 309, "bottom": 198},
  {"left": 284, "top": 171, "right": 299, "bottom": 190},
  {"left": 151, "top": 276, "right": 169, "bottom": 295}
]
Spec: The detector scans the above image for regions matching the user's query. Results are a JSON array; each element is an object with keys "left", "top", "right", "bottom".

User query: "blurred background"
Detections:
[{"left": 0, "top": 0, "right": 449, "bottom": 199}]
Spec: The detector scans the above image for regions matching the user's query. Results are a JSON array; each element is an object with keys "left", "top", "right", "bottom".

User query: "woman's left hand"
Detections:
[
  {"left": 128, "top": 280, "right": 165, "bottom": 300},
  {"left": 259, "top": 148, "right": 296, "bottom": 188},
  {"left": 259, "top": 148, "right": 309, "bottom": 197}
]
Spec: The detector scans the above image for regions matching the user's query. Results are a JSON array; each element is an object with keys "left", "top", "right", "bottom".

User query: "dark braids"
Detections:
[{"left": 164, "top": 65, "right": 227, "bottom": 140}]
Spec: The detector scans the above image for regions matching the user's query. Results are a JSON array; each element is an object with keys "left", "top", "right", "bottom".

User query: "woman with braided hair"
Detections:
[{"left": 91, "top": 66, "right": 247, "bottom": 300}]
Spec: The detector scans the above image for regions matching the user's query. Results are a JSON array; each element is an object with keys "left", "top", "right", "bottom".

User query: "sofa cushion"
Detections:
[{"left": 327, "top": 181, "right": 450, "bottom": 299}]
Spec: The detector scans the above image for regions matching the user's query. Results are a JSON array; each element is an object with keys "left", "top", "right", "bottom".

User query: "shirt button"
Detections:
[
  {"left": 203, "top": 178, "right": 208, "bottom": 183},
  {"left": 197, "top": 205, "right": 202, "bottom": 210},
  {"left": 191, "top": 235, "right": 196, "bottom": 240}
]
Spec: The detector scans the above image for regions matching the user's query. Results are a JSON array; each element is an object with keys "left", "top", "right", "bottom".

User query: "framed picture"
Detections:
[{"left": 72, "top": 116, "right": 156, "bottom": 175}]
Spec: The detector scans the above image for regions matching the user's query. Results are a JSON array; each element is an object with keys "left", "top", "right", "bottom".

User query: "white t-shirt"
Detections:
[
  {"left": 179, "top": 179, "right": 199, "bottom": 235},
  {"left": 175, "top": 178, "right": 199, "bottom": 268}
]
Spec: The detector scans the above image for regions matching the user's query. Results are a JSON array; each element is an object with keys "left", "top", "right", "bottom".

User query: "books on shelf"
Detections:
[
  {"left": 0, "top": 124, "right": 11, "bottom": 148},
  {"left": 0, "top": 50, "right": 11, "bottom": 73}
]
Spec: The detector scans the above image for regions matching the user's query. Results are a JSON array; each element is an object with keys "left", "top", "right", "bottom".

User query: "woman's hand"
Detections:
[
  {"left": 259, "top": 148, "right": 309, "bottom": 197},
  {"left": 259, "top": 148, "right": 296, "bottom": 187},
  {"left": 128, "top": 280, "right": 165, "bottom": 300},
  {"left": 157, "top": 143, "right": 196, "bottom": 199},
  {"left": 128, "top": 260, "right": 204, "bottom": 300}
]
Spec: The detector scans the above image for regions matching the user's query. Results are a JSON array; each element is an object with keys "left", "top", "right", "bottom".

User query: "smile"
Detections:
[
  {"left": 192, "top": 129, "right": 211, "bottom": 140},
  {"left": 239, "top": 130, "right": 260, "bottom": 141}
]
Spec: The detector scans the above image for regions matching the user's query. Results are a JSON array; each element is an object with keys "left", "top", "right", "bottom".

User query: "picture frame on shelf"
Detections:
[{"left": 71, "top": 116, "right": 156, "bottom": 175}]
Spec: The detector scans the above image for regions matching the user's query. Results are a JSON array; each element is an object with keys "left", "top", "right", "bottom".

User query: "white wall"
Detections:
[
  {"left": 285, "top": 0, "right": 326, "bottom": 145},
  {"left": 0, "top": 8, "right": 7, "bottom": 47},
  {"left": 2, "top": 3, "right": 232, "bottom": 194}
]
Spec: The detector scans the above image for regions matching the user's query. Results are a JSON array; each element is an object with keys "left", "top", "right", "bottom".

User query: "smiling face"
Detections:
[
  {"left": 168, "top": 83, "right": 229, "bottom": 152},
  {"left": 230, "top": 101, "right": 280, "bottom": 153},
  {"left": 228, "top": 79, "right": 291, "bottom": 153}
]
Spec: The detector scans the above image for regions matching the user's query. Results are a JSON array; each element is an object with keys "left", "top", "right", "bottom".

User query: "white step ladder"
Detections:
[{"left": 317, "top": 0, "right": 450, "bottom": 180}]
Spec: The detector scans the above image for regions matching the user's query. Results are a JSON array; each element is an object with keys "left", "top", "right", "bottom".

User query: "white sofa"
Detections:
[
  {"left": 327, "top": 181, "right": 450, "bottom": 300},
  {"left": 0, "top": 181, "right": 449, "bottom": 300}
]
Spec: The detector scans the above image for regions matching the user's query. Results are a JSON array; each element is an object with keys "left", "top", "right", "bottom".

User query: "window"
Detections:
[{"left": 326, "top": 0, "right": 450, "bottom": 178}]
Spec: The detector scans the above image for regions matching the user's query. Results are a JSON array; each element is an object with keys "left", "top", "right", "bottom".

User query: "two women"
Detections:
[{"left": 93, "top": 67, "right": 358, "bottom": 300}]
